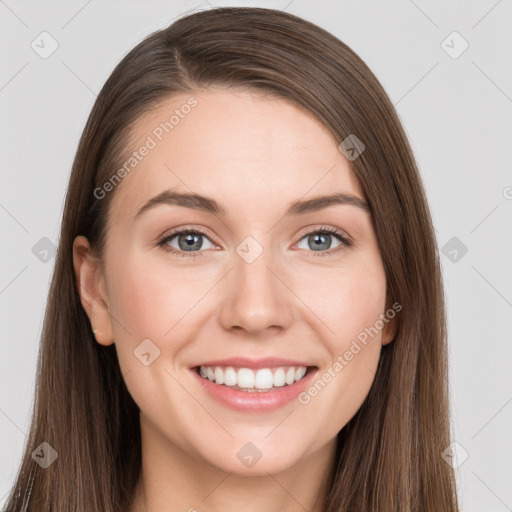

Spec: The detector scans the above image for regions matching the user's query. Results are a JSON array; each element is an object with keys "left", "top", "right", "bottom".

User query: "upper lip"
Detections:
[{"left": 191, "top": 357, "right": 316, "bottom": 370}]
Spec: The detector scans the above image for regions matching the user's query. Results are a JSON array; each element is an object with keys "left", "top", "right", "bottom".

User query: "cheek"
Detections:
[
  {"left": 108, "top": 252, "right": 208, "bottom": 339},
  {"left": 106, "top": 257, "right": 196, "bottom": 407},
  {"left": 315, "top": 262, "right": 386, "bottom": 416},
  {"left": 298, "top": 256, "right": 387, "bottom": 351},
  {"left": 111, "top": 265, "right": 169, "bottom": 335},
  {"left": 330, "top": 277, "right": 385, "bottom": 344},
  {"left": 292, "top": 264, "right": 386, "bottom": 436}
]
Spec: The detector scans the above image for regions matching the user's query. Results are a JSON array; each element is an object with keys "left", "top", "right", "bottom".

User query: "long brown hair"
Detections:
[{"left": 4, "top": 7, "right": 459, "bottom": 511}]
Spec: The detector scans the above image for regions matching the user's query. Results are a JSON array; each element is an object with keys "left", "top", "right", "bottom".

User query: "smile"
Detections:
[
  {"left": 197, "top": 365, "right": 309, "bottom": 391},
  {"left": 191, "top": 364, "right": 318, "bottom": 412}
]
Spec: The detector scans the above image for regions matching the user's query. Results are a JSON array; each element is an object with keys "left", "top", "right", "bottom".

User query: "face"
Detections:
[{"left": 74, "top": 87, "right": 395, "bottom": 477}]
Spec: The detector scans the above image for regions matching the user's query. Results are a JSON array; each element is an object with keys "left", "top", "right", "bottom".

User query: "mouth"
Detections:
[
  {"left": 188, "top": 357, "right": 319, "bottom": 411},
  {"left": 192, "top": 364, "right": 317, "bottom": 392}
]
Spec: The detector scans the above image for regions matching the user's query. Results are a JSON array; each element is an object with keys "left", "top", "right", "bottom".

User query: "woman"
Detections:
[{"left": 4, "top": 6, "right": 460, "bottom": 511}]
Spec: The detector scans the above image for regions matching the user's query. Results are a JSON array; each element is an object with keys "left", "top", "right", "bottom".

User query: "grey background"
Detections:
[{"left": 1, "top": 0, "right": 511, "bottom": 510}]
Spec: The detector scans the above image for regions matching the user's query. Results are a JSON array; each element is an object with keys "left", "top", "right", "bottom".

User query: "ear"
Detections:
[
  {"left": 381, "top": 296, "right": 399, "bottom": 346},
  {"left": 72, "top": 235, "right": 114, "bottom": 346}
]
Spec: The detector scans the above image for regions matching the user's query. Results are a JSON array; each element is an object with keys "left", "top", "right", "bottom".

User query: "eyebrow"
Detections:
[{"left": 133, "top": 189, "right": 370, "bottom": 222}]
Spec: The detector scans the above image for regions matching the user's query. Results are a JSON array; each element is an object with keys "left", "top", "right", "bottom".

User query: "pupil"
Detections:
[
  {"left": 310, "top": 233, "right": 331, "bottom": 251},
  {"left": 179, "top": 233, "right": 201, "bottom": 251}
]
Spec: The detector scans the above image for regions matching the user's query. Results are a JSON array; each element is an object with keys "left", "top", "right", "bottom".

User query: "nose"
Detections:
[{"left": 218, "top": 246, "right": 294, "bottom": 336}]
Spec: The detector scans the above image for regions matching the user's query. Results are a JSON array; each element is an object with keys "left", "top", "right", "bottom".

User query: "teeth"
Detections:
[
  {"left": 237, "top": 368, "right": 255, "bottom": 388},
  {"left": 254, "top": 368, "right": 273, "bottom": 389},
  {"left": 198, "top": 365, "right": 309, "bottom": 390},
  {"left": 273, "top": 368, "right": 286, "bottom": 387},
  {"left": 224, "top": 367, "right": 237, "bottom": 386},
  {"left": 285, "top": 367, "right": 295, "bottom": 385},
  {"left": 214, "top": 367, "right": 224, "bottom": 385},
  {"left": 295, "top": 366, "right": 307, "bottom": 381}
]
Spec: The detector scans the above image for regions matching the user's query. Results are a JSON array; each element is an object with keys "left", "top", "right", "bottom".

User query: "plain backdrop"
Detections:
[{"left": 1, "top": 1, "right": 511, "bottom": 510}]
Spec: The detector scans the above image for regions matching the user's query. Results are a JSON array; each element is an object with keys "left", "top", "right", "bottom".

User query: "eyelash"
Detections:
[{"left": 157, "top": 225, "right": 352, "bottom": 259}]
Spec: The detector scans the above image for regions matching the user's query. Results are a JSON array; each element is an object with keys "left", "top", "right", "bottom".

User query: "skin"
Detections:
[{"left": 73, "top": 87, "right": 396, "bottom": 512}]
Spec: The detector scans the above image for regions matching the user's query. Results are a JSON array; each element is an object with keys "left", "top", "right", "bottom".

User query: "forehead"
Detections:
[{"left": 109, "top": 87, "right": 366, "bottom": 223}]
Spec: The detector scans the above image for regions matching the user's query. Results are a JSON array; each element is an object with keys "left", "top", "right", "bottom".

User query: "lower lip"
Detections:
[{"left": 191, "top": 367, "right": 318, "bottom": 412}]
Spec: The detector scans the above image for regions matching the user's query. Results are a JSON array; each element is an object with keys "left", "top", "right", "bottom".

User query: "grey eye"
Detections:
[
  {"left": 297, "top": 232, "right": 343, "bottom": 252},
  {"left": 165, "top": 232, "right": 215, "bottom": 252}
]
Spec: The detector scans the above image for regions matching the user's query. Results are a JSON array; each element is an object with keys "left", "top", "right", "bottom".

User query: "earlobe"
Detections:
[
  {"left": 381, "top": 297, "right": 399, "bottom": 346},
  {"left": 382, "top": 323, "right": 396, "bottom": 346},
  {"left": 72, "top": 235, "right": 115, "bottom": 346}
]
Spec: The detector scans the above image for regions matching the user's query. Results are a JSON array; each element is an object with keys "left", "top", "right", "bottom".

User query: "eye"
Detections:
[
  {"left": 157, "top": 227, "right": 215, "bottom": 258},
  {"left": 157, "top": 225, "right": 352, "bottom": 259},
  {"left": 295, "top": 225, "right": 352, "bottom": 258}
]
